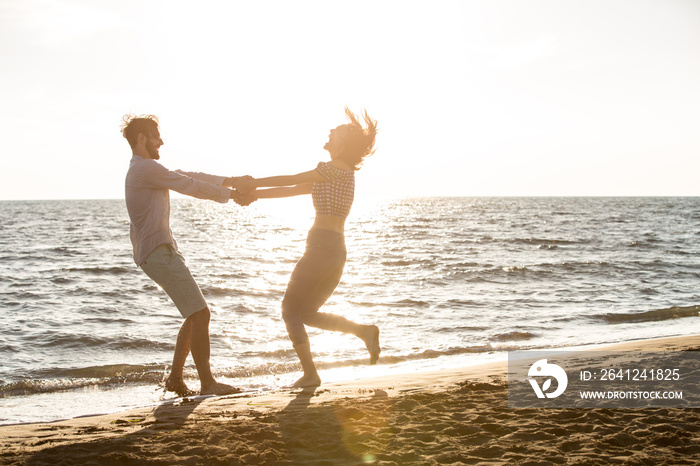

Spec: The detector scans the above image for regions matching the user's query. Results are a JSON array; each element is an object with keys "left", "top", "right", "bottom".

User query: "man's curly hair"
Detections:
[{"left": 120, "top": 114, "right": 159, "bottom": 149}]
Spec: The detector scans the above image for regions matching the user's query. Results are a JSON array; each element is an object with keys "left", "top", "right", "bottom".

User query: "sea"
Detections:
[{"left": 1, "top": 197, "right": 699, "bottom": 425}]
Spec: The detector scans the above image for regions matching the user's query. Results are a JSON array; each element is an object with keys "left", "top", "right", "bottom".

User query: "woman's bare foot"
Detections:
[
  {"left": 362, "top": 325, "right": 381, "bottom": 365},
  {"left": 165, "top": 376, "right": 196, "bottom": 397},
  {"left": 291, "top": 373, "right": 321, "bottom": 388},
  {"left": 200, "top": 382, "right": 242, "bottom": 396}
]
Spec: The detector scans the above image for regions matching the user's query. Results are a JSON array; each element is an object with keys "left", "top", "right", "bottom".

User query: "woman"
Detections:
[{"left": 243, "top": 108, "right": 380, "bottom": 387}]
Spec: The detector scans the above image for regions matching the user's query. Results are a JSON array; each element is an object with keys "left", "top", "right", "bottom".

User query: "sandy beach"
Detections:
[{"left": 2, "top": 335, "right": 699, "bottom": 465}]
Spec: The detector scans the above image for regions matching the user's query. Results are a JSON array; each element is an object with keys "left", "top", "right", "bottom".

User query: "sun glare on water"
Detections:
[{"left": 252, "top": 196, "right": 316, "bottom": 232}]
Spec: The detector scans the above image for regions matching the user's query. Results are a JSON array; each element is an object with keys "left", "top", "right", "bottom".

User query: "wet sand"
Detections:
[{"left": 2, "top": 335, "right": 699, "bottom": 465}]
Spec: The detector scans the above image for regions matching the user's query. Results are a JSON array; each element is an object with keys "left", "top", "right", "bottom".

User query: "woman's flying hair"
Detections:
[
  {"left": 341, "top": 107, "right": 378, "bottom": 170},
  {"left": 120, "top": 114, "right": 159, "bottom": 149}
]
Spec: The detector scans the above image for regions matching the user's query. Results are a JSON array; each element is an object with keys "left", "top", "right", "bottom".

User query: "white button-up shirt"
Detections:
[{"left": 125, "top": 155, "right": 230, "bottom": 265}]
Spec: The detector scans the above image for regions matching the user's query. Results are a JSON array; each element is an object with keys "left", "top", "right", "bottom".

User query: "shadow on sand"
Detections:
[
  {"left": 276, "top": 386, "right": 392, "bottom": 465},
  {"left": 23, "top": 395, "right": 206, "bottom": 465},
  {"left": 20, "top": 387, "right": 394, "bottom": 465}
]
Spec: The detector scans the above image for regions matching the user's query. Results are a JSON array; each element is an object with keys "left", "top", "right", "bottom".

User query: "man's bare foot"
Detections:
[
  {"left": 165, "top": 376, "right": 196, "bottom": 397},
  {"left": 362, "top": 325, "right": 381, "bottom": 365},
  {"left": 291, "top": 374, "right": 321, "bottom": 388},
  {"left": 200, "top": 382, "right": 242, "bottom": 396}
]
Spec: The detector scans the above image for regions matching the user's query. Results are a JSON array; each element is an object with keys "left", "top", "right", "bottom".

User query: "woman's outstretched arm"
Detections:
[
  {"left": 250, "top": 169, "right": 324, "bottom": 189},
  {"left": 254, "top": 183, "right": 313, "bottom": 199}
]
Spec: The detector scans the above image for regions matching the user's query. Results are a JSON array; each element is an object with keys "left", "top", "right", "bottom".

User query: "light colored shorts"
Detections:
[{"left": 140, "top": 244, "right": 207, "bottom": 318}]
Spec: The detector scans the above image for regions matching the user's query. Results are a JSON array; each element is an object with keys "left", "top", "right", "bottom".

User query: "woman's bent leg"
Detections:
[
  {"left": 299, "top": 264, "right": 381, "bottom": 364},
  {"left": 303, "top": 313, "right": 381, "bottom": 364},
  {"left": 303, "top": 312, "right": 361, "bottom": 334}
]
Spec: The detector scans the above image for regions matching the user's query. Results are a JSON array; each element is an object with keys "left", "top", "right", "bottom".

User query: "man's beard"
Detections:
[{"left": 146, "top": 143, "right": 160, "bottom": 160}]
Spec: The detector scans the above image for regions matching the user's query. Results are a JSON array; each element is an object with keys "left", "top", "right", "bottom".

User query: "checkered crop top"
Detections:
[{"left": 312, "top": 162, "right": 355, "bottom": 219}]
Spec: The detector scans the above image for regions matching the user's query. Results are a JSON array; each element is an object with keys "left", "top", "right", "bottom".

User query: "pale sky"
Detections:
[{"left": 1, "top": 0, "right": 699, "bottom": 200}]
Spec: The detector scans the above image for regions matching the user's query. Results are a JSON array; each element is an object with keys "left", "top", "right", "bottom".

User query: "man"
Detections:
[{"left": 121, "top": 114, "right": 252, "bottom": 396}]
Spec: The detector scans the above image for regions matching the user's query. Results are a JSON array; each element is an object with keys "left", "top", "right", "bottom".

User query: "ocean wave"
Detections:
[
  {"left": 380, "top": 259, "right": 437, "bottom": 268},
  {"left": 436, "top": 325, "right": 488, "bottom": 333},
  {"left": 0, "top": 364, "right": 166, "bottom": 397},
  {"left": 387, "top": 299, "right": 432, "bottom": 308},
  {"left": 449, "top": 262, "right": 480, "bottom": 268},
  {"left": 512, "top": 238, "right": 579, "bottom": 246},
  {"left": 381, "top": 259, "right": 413, "bottom": 267},
  {"left": 491, "top": 331, "right": 538, "bottom": 342},
  {"left": 0, "top": 291, "right": 46, "bottom": 301},
  {"left": 592, "top": 305, "right": 700, "bottom": 324},
  {"left": 440, "top": 299, "right": 485, "bottom": 308},
  {"left": 83, "top": 317, "right": 136, "bottom": 325},
  {"left": 38, "top": 363, "right": 164, "bottom": 380},
  {"left": 34, "top": 333, "right": 172, "bottom": 351},
  {"left": 0, "top": 254, "right": 64, "bottom": 262},
  {"left": 50, "top": 277, "right": 75, "bottom": 284},
  {"left": 444, "top": 259, "right": 687, "bottom": 283},
  {"left": 0, "top": 343, "right": 511, "bottom": 398},
  {"left": 268, "top": 344, "right": 515, "bottom": 372},
  {"left": 200, "top": 285, "right": 246, "bottom": 297},
  {"left": 1, "top": 362, "right": 300, "bottom": 398},
  {"left": 48, "top": 246, "right": 86, "bottom": 257},
  {"left": 375, "top": 345, "right": 501, "bottom": 364},
  {"left": 62, "top": 266, "right": 132, "bottom": 276}
]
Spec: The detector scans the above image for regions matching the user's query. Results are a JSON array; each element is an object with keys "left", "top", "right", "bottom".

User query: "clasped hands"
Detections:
[{"left": 225, "top": 176, "right": 257, "bottom": 206}]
